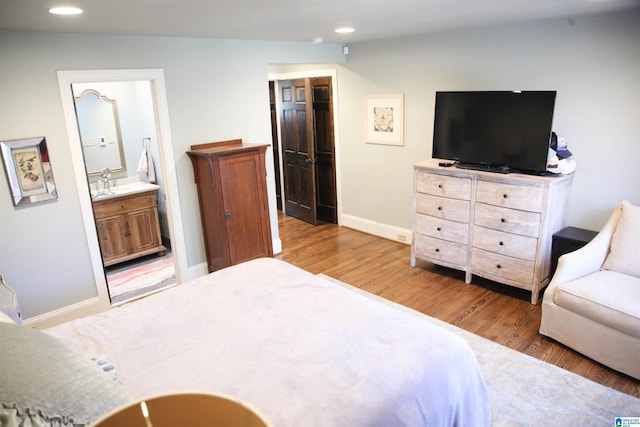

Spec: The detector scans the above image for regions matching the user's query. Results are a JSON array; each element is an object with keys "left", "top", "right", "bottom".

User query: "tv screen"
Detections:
[{"left": 432, "top": 91, "right": 556, "bottom": 175}]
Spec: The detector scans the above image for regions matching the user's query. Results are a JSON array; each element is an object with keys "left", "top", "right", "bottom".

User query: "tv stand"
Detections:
[
  {"left": 455, "top": 162, "right": 511, "bottom": 174},
  {"left": 411, "top": 159, "right": 573, "bottom": 304}
]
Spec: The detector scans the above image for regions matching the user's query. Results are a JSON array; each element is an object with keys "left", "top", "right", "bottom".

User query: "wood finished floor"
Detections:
[{"left": 275, "top": 211, "right": 640, "bottom": 399}]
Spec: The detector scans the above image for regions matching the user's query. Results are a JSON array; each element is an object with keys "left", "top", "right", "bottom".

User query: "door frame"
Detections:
[
  {"left": 57, "top": 69, "right": 188, "bottom": 309},
  {"left": 268, "top": 69, "right": 342, "bottom": 225}
]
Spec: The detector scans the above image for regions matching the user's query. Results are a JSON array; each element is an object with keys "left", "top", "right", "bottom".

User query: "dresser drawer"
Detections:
[
  {"left": 416, "top": 213, "right": 469, "bottom": 244},
  {"left": 471, "top": 248, "right": 534, "bottom": 285},
  {"left": 414, "top": 234, "right": 468, "bottom": 266},
  {"left": 416, "top": 194, "right": 470, "bottom": 223},
  {"left": 93, "top": 193, "right": 157, "bottom": 218},
  {"left": 416, "top": 172, "right": 471, "bottom": 200},
  {"left": 472, "top": 225, "right": 538, "bottom": 261},
  {"left": 476, "top": 180, "right": 544, "bottom": 212},
  {"left": 474, "top": 203, "right": 541, "bottom": 238}
]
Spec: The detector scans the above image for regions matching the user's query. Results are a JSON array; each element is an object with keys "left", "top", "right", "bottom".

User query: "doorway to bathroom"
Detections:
[
  {"left": 71, "top": 80, "right": 176, "bottom": 304},
  {"left": 58, "top": 69, "right": 188, "bottom": 310}
]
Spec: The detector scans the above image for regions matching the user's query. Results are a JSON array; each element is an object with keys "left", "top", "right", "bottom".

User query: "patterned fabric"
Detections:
[{"left": 0, "top": 323, "right": 132, "bottom": 426}]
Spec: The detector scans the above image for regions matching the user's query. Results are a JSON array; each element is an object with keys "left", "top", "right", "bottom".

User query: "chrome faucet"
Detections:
[{"left": 100, "top": 168, "right": 112, "bottom": 194}]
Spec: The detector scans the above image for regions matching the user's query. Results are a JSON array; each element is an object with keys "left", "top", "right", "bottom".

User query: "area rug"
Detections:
[
  {"left": 107, "top": 257, "right": 175, "bottom": 302},
  {"left": 318, "top": 274, "right": 640, "bottom": 426}
]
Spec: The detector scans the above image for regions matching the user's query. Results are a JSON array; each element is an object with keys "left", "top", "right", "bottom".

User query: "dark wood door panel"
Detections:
[
  {"left": 282, "top": 109, "right": 305, "bottom": 153},
  {"left": 284, "top": 161, "right": 300, "bottom": 204},
  {"left": 280, "top": 79, "right": 316, "bottom": 224},
  {"left": 311, "top": 77, "right": 337, "bottom": 224},
  {"left": 284, "top": 158, "right": 314, "bottom": 223}
]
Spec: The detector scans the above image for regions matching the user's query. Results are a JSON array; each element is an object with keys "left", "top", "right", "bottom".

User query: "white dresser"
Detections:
[{"left": 411, "top": 159, "right": 573, "bottom": 304}]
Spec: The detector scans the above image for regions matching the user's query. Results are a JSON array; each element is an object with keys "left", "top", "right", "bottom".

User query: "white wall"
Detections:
[
  {"left": 0, "top": 31, "right": 345, "bottom": 320},
  {"left": 2, "top": 9, "right": 638, "bottom": 320},
  {"left": 334, "top": 10, "right": 640, "bottom": 233}
]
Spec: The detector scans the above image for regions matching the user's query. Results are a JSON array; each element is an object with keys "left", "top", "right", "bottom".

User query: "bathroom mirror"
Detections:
[{"left": 75, "top": 89, "right": 126, "bottom": 176}]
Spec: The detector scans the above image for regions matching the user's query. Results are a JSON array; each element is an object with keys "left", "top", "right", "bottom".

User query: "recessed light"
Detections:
[
  {"left": 49, "top": 7, "right": 84, "bottom": 15},
  {"left": 335, "top": 27, "right": 355, "bottom": 34}
]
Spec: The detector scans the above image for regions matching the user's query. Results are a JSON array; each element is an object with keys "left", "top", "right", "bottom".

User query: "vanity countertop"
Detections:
[{"left": 91, "top": 182, "right": 160, "bottom": 201}]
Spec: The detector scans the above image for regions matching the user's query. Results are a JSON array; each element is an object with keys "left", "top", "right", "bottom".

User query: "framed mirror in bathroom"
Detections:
[{"left": 74, "top": 89, "right": 126, "bottom": 177}]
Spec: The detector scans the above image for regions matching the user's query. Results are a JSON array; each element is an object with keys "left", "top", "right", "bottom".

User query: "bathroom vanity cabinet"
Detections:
[{"left": 92, "top": 188, "right": 166, "bottom": 266}]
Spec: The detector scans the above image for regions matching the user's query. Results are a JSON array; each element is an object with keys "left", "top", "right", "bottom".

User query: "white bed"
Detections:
[{"left": 43, "top": 258, "right": 490, "bottom": 426}]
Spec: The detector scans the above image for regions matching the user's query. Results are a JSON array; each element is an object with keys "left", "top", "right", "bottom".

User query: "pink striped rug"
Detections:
[{"left": 107, "top": 257, "right": 175, "bottom": 298}]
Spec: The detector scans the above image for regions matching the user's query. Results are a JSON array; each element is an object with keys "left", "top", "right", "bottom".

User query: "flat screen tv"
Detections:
[{"left": 431, "top": 91, "right": 557, "bottom": 175}]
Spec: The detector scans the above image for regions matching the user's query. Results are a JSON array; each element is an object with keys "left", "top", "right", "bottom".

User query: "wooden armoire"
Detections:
[{"left": 187, "top": 139, "right": 273, "bottom": 272}]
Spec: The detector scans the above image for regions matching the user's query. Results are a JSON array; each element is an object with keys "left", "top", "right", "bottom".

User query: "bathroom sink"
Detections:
[{"left": 91, "top": 182, "right": 159, "bottom": 200}]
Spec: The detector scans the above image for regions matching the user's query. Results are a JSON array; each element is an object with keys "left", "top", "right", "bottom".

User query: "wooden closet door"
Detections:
[
  {"left": 279, "top": 79, "right": 317, "bottom": 224},
  {"left": 311, "top": 77, "right": 337, "bottom": 224},
  {"left": 219, "top": 152, "right": 272, "bottom": 264}
]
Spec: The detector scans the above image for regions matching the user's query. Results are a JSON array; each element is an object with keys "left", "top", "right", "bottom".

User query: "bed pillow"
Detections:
[
  {"left": 0, "top": 322, "right": 132, "bottom": 426},
  {"left": 602, "top": 200, "right": 640, "bottom": 278}
]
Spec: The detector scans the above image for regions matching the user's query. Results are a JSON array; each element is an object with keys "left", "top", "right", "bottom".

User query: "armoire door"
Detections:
[
  {"left": 219, "top": 152, "right": 272, "bottom": 264},
  {"left": 277, "top": 77, "right": 337, "bottom": 225}
]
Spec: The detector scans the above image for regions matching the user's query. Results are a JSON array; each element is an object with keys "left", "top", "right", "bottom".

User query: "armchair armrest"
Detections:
[{"left": 548, "top": 207, "right": 621, "bottom": 288}]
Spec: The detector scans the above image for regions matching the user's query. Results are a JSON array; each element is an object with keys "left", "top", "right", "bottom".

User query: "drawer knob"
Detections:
[
  {"left": 496, "top": 264, "right": 502, "bottom": 269},
  {"left": 437, "top": 206, "right": 442, "bottom": 211},
  {"left": 501, "top": 218, "right": 507, "bottom": 223},
  {"left": 503, "top": 194, "right": 508, "bottom": 199},
  {"left": 438, "top": 184, "right": 443, "bottom": 189},
  {"left": 499, "top": 241, "right": 504, "bottom": 246},
  {"left": 437, "top": 227, "right": 442, "bottom": 231},
  {"left": 435, "top": 248, "right": 440, "bottom": 253}
]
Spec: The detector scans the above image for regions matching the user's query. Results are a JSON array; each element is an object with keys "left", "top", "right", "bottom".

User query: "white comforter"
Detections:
[{"left": 46, "top": 258, "right": 490, "bottom": 426}]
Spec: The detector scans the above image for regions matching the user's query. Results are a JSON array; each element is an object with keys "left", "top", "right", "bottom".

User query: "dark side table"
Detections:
[{"left": 550, "top": 226, "right": 599, "bottom": 278}]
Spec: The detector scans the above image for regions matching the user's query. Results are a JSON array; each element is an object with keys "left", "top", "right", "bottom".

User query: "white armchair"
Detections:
[{"left": 540, "top": 201, "right": 640, "bottom": 379}]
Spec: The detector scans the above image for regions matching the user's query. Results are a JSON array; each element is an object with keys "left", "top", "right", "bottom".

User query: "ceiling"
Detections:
[{"left": 1, "top": 0, "right": 639, "bottom": 44}]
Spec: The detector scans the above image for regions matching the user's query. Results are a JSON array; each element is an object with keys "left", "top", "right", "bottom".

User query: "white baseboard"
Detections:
[
  {"left": 24, "top": 297, "right": 109, "bottom": 329},
  {"left": 340, "top": 214, "right": 412, "bottom": 245},
  {"left": 272, "top": 237, "right": 283, "bottom": 255}
]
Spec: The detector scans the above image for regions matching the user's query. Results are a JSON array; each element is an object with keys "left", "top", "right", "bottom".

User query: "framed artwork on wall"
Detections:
[
  {"left": 1, "top": 136, "right": 58, "bottom": 206},
  {"left": 364, "top": 94, "right": 404, "bottom": 146}
]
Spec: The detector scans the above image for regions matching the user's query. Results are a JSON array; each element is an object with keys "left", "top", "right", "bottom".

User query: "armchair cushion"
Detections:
[
  {"left": 554, "top": 270, "right": 640, "bottom": 339},
  {"left": 602, "top": 200, "right": 640, "bottom": 278}
]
